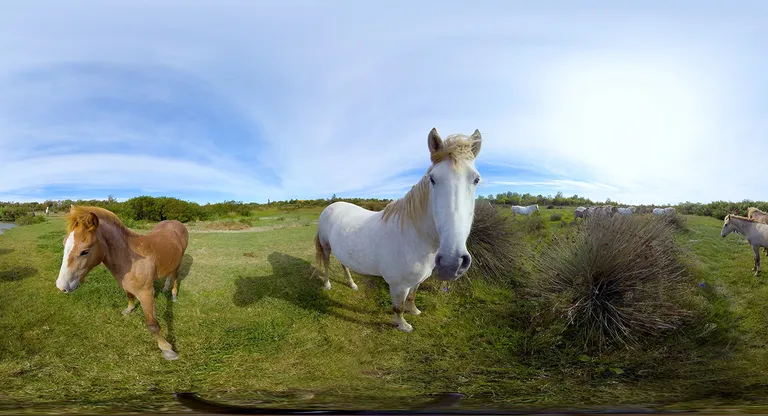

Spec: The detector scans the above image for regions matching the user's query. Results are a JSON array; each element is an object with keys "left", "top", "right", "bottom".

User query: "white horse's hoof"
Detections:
[
  {"left": 407, "top": 307, "right": 422, "bottom": 316},
  {"left": 172, "top": 295, "right": 178, "bottom": 303},
  {"left": 397, "top": 322, "right": 414, "bottom": 332},
  {"left": 323, "top": 282, "right": 332, "bottom": 290},
  {"left": 162, "top": 350, "right": 179, "bottom": 361},
  {"left": 350, "top": 283, "right": 359, "bottom": 291}
]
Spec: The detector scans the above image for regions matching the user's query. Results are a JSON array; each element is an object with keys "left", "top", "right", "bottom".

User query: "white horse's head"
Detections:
[
  {"left": 721, "top": 214, "right": 738, "bottom": 238},
  {"left": 427, "top": 128, "right": 482, "bottom": 281}
]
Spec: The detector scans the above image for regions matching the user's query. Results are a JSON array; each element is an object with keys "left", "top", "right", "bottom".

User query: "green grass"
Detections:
[{"left": 3, "top": 209, "right": 768, "bottom": 413}]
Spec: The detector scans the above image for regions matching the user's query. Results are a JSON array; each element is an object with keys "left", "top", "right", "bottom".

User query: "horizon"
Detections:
[{"left": 2, "top": 1, "right": 768, "bottom": 205}]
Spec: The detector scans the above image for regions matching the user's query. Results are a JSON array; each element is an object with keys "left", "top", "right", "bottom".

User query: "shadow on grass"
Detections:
[
  {"left": 234, "top": 252, "right": 388, "bottom": 330},
  {"left": 0, "top": 266, "right": 37, "bottom": 282},
  {"left": 0, "top": 248, "right": 14, "bottom": 256},
  {"left": 159, "top": 254, "right": 194, "bottom": 351}
]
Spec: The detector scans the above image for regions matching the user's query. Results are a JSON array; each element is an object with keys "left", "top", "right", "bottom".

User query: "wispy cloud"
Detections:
[{"left": 1, "top": 1, "right": 767, "bottom": 204}]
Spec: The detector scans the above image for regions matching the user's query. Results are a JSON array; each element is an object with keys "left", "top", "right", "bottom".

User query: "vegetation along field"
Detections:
[{"left": 2, "top": 200, "right": 768, "bottom": 413}]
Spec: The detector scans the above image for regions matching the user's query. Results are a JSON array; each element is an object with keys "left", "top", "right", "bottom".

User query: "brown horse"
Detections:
[{"left": 55, "top": 205, "right": 189, "bottom": 360}]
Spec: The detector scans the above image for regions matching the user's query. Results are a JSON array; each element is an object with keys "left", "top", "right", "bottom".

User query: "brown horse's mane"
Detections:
[{"left": 67, "top": 205, "right": 137, "bottom": 236}]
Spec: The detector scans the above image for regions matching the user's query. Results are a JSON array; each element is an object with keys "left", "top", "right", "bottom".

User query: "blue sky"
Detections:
[{"left": 1, "top": 1, "right": 767, "bottom": 205}]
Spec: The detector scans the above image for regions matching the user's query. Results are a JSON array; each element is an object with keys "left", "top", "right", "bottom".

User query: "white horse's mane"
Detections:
[{"left": 381, "top": 134, "right": 479, "bottom": 229}]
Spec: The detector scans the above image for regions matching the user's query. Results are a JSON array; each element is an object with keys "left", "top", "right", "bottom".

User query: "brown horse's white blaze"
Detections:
[
  {"left": 315, "top": 127, "right": 483, "bottom": 332},
  {"left": 55, "top": 205, "right": 189, "bottom": 360}
]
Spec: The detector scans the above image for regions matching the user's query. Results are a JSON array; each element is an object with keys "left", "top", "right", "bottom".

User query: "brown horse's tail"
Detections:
[{"left": 314, "top": 231, "right": 328, "bottom": 272}]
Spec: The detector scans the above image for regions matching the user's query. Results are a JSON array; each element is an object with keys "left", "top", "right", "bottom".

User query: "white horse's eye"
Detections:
[
  {"left": 473, "top": 177, "right": 480, "bottom": 185},
  {"left": 429, "top": 176, "right": 435, "bottom": 185}
]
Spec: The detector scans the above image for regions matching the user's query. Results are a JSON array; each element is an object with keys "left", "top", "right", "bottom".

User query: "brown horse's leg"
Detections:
[
  {"left": 122, "top": 292, "right": 136, "bottom": 316},
  {"left": 341, "top": 265, "right": 358, "bottom": 291},
  {"left": 136, "top": 288, "right": 178, "bottom": 360},
  {"left": 171, "top": 268, "right": 180, "bottom": 302}
]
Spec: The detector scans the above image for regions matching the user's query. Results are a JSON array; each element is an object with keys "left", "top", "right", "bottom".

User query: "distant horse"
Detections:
[
  {"left": 617, "top": 206, "right": 635, "bottom": 216},
  {"left": 511, "top": 204, "right": 539, "bottom": 217},
  {"left": 721, "top": 214, "right": 768, "bottom": 277},
  {"left": 315, "top": 128, "right": 483, "bottom": 332},
  {"left": 45, "top": 206, "right": 50, "bottom": 216},
  {"left": 55, "top": 205, "right": 189, "bottom": 360},
  {"left": 574, "top": 206, "right": 587, "bottom": 219},
  {"left": 653, "top": 207, "right": 675, "bottom": 215}
]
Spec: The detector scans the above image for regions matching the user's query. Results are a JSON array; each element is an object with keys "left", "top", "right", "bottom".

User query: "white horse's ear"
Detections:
[
  {"left": 428, "top": 128, "right": 444, "bottom": 154},
  {"left": 469, "top": 129, "right": 482, "bottom": 157}
]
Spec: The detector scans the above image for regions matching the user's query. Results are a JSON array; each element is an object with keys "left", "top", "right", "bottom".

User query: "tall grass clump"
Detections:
[
  {"left": 657, "top": 212, "right": 688, "bottom": 231},
  {"left": 523, "top": 215, "right": 545, "bottom": 233},
  {"left": 465, "top": 202, "right": 525, "bottom": 285},
  {"left": 532, "top": 214, "right": 692, "bottom": 350},
  {"left": 549, "top": 213, "right": 563, "bottom": 221}
]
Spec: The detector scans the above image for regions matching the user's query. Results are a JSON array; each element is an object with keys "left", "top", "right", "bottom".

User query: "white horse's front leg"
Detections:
[
  {"left": 389, "top": 285, "right": 412, "bottom": 332},
  {"left": 405, "top": 283, "right": 422, "bottom": 315}
]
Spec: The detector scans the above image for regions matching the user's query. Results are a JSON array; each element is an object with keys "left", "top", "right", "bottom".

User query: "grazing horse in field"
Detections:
[
  {"left": 55, "top": 205, "right": 189, "bottom": 360},
  {"left": 315, "top": 127, "right": 482, "bottom": 332},
  {"left": 721, "top": 214, "right": 768, "bottom": 277},
  {"left": 512, "top": 204, "right": 539, "bottom": 217},
  {"left": 574, "top": 206, "right": 587, "bottom": 218}
]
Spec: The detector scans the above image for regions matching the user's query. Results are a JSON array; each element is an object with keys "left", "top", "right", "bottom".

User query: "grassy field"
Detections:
[{"left": 2, "top": 207, "right": 768, "bottom": 413}]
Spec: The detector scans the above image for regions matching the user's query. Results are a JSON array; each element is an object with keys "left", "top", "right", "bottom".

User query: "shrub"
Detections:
[
  {"left": 532, "top": 214, "right": 692, "bottom": 350},
  {"left": 549, "top": 213, "right": 562, "bottom": 222},
  {"left": 465, "top": 202, "right": 524, "bottom": 285},
  {"left": 658, "top": 212, "right": 687, "bottom": 231},
  {"left": 15, "top": 214, "right": 46, "bottom": 226},
  {"left": 523, "top": 215, "right": 545, "bottom": 233}
]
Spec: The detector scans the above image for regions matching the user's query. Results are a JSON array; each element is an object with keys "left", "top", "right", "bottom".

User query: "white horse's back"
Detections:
[{"left": 317, "top": 202, "right": 383, "bottom": 276}]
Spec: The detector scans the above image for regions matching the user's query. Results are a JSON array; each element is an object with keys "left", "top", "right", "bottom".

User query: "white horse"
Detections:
[
  {"left": 653, "top": 207, "right": 675, "bottom": 215},
  {"left": 617, "top": 206, "right": 635, "bottom": 216},
  {"left": 511, "top": 204, "right": 539, "bottom": 217},
  {"left": 721, "top": 214, "right": 768, "bottom": 276},
  {"left": 574, "top": 206, "right": 587, "bottom": 218},
  {"left": 45, "top": 206, "right": 50, "bottom": 216},
  {"left": 314, "top": 128, "right": 482, "bottom": 332}
]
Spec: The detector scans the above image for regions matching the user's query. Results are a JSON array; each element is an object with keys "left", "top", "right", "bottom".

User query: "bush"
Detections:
[
  {"left": 465, "top": 202, "right": 524, "bottom": 285},
  {"left": 15, "top": 214, "right": 46, "bottom": 226},
  {"left": 658, "top": 212, "right": 687, "bottom": 231},
  {"left": 532, "top": 214, "right": 692, "bottom": 350},
  {"left": 523, "top": 215, "right": 545, "bottom": 233},
  {"left": 549, "top": 213, "right": 562, "bottom": 221}
]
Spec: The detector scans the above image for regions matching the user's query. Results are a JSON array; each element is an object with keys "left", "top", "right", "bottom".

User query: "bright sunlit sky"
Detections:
[{"left": 1, "top": 1, "right": 766, "bottom": 205}]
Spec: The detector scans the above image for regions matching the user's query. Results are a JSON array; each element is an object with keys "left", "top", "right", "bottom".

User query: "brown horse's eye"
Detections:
[{"left": 80, "top": 250, "right": 90, "bottom": 256}]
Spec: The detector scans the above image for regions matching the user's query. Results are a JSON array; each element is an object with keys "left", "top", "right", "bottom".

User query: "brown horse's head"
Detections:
[{"left": 56, "top": 207, "right": 105, "bottom": 293}]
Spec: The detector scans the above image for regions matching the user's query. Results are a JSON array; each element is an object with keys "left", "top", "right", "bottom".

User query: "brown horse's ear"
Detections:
[
  {"left": 428, "top": 127, "right": 444, "bottom": 154},
  {"left": 84, "top": 212, "right": 99, "bottom": 231},
  {"left": 469, "top": 129, "right": 482, "bottom": 158}
]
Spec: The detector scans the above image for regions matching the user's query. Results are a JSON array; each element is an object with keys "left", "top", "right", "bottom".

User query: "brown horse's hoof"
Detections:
[
  {"left": 162, "top": 350, "right": 179, "bottom": 361},
  {"left": 172, "top": 295, "right": 178, "bottom": 303}
]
